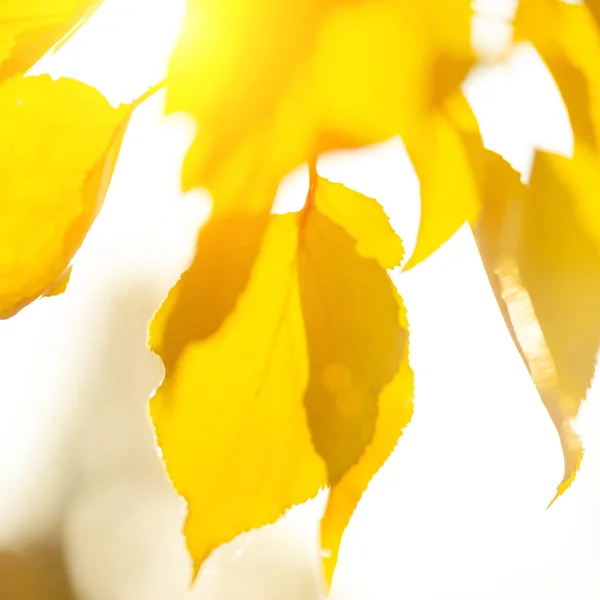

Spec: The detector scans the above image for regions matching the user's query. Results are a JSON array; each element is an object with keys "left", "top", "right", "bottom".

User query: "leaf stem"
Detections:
[
  {"left": 305, "top": 159, "right": 318, "bottom": 213},
  {"left": 131, "top": 78, "right": 168, "bottom": 109}
]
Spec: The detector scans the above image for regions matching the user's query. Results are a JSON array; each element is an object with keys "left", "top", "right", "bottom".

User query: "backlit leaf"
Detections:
[
  {"left": 151, "top": 214, "right": 327, "bottom": 577},
  {"left": 314, "top": 182, "right": 413, "bottom": 584},
  {"left": 473, "top": 150, "right": 600, "bottom": 502},
  {"left": 167, "top": 0, "right": 475, "bottom": 323},
  {"left": 405, "top": 93, "right": 483, "bottom": 268},
  {"left": 150, "top": 177, "right": 409, "bottom": 580},
  {"left": 515, "top": 0, "right": 600, "bottom": 154},
  {"left": 0, "top": 75, "right": 129, "bottom": 318},
  {"left": 0, "top": 0, "right": 103, "bottom": 81},
  {"left": 313, "top": 177, "right": 404, "bottom": 272},
  {"left": 321, "top": 297, "right": 413, "bottom": 585},
  {"left": 298, "top": 208, "right": 404, "bottom": 483},
  {"left": 150, "top": 214, "right": 270, "bottom": 371}
]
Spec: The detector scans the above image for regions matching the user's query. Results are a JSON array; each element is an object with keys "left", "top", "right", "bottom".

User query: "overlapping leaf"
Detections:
[
  {"left": 0, "top": 75, "right": 130, "bottom": 318},
  {"left": 5, "top": 0, "right": 600, "bottom": 592},
  {"left": 150, "top": 178, "right": 411, "bottom": 581},
  {"left": 473, "top": 149, "right": 600, "bottom": 501},
  {"left": 0, "top": 0, "right": 103, "bottom": 82},
  {"left": 313, "top": 180, "right": 413, "bottom": 585},
  {"left": 165, "top": 0, "right": 476, "bottom": 332}
]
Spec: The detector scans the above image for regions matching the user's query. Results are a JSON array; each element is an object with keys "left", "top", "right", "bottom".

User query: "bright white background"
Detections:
[{"left": 0, "top": 0, "right": 599, "bottom": 598}]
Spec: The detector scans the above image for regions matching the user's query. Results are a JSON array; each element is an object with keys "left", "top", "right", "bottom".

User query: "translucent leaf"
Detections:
[
  {"left": 150, "top": 214, "right": 269, "bottom": 371},
  {"left": 298, "top": 209, "right": 405, "bottom": 483},
  {"left": 151, "top": 177, "right": 410, "bottom": 582},
  {"left": 321, "top": 299, "right": 413, "bottom": 585},
  {"left": 473, "top": 150, "right": 600, "bottom": 502},
  {"left": 0, "top": 75, "right": 129, "bottom": 318},
  {"left": 314, "top": 181, "right": 413, "bottom": 584},
  {"left": 515, "top": 0, "right": 600, "bottom": 154},
  {"left": 166, "top": 0, "right": 475, "bottom": 321},
  {"left": 151, "top": 214, "right": 327, "bottom": 577},
  {"left": 0, "top": 0, "right": 103, "bottom": 81},
  {"left": 405, "top": 93, "right": 482, "bottom": 268},
  {"left": 314, "top": 177, "right": 404, "bottom": 270}
]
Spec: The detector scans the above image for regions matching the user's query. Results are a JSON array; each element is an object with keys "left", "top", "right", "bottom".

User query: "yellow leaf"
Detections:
[
  {"left": 321, "top": 303, "right": 413, "bottom": 585},
  {"left": 473, "top": 149, "right": 600, "bottom": 502},
  {"left": 515, "top": 0, "right": 600, "bottom": 154},
  {"left": 0, "top": 75, "right": 129, "bottom": 318},
  {"left": 151, "top": 214, "right": 327, "bottom": 577},
  {"left": 167, "top": 0, "right": 337, "bottom": 206},
  {"left": 150, "top": 214, "right": 270, "bottom": 371},
  {"left": 588, "top": 0, "right": 600, "bottom": 31},
  {"left": 405, "top": 93, "right": 482, "bottom": 268},
  {"left": 316, "top": 196, "right": 414, "bottom": 584},
  {"left": 151, "top": 176, "right": 410, "bottom": 580},
  {"left": 314, "top": 177, "right": 404, "bottom": 270},
  {"left": 0, "top": 0, "right": 103, "bottom": 81},
  {"left": 170, "top": 0, "right": 475, "bottom": 210},
  {"left": 167, "top": 0, "right": 475, "bottom": 334},
  {"left": 298, "top": 207, "right": 406, "bottom": 483}
]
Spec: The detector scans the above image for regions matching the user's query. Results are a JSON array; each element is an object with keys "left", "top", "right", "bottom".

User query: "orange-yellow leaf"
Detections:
[
  {"left": 0, "top": 75, "right": 129, "bottom": 318},
  {"left": 0, "top": 1, "right": 103, "bottom": 81},
  {"left": 151, "top": 177, "right": 410, "bottom": 582},
  {"left": 473, "top": 150, "right": 600, "bottom": 502}
]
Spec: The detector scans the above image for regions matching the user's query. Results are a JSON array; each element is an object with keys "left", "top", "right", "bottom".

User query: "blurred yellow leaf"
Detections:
[
  {"left": 166, "top": 0, "right": 475, "bottom": 324},
  {"left": 515, "top": 0, "right": 600, "bottom": 155},
  {"left": 405, "top": 93, "right": 482, "bottom": 268},
  {"left": 0, "top": 0, "right": 103, "bottom": 81},
  {"left": 151, "top": 177, "right": 410, "bottom": 580},
  {"left": 169, "top": 0, "right": 475, "bottom": 209},
  {"left": 0, "top": 75, "right": 129, "bottom": 318},
  {"left": 8, "top": 0, "right": 600, "bottom": 591},
  {"left": 473, "top": 149, "right": 600, "bottom": 502}
]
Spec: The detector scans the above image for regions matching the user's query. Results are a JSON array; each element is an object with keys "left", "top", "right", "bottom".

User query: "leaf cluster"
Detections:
[{"left": 2, "top": 0, "right": 600, "bottom": 589}]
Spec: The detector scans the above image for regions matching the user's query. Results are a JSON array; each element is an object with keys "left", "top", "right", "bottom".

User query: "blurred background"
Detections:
[{"left": 0, "top": 0, "right": 599, "bottom": 598}]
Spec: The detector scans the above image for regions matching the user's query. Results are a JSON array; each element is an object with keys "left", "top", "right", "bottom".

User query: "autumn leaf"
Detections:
[
  {"left": 313, "top": 180, "right": 413, "bottom": 585},
  {"left": 404, "top": 92, "right": 482, "bottom": 268},
  {"left": 0, "top": 75, "right": 130, "bottom": 318},
  {"left": 588, "top": 0, "right": 600, "bottom": 31},
  {"left": 298, "top": 206, "right": 404, "bottom": 484},
  {"left": 0, "top": 0, "right": 103, "bottom": 82},
  {"left": 167, "top": 0, "right": 476, "bottom": 212},
  {"left": 515, "top": 0, "right": 600, "bottom": 155},
  {"left": 473, "top": 149, "right": 600, "bottom": 502},
  {"left": 150, "top": 214, "right": 270, "bottom": 372},
  {"left": 165, "top": 0, "right": 476, "bottom": 335},
  {"left": 150, "top": 176, "right": 410, "bottom": 580}
]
